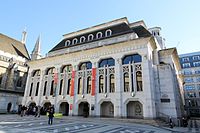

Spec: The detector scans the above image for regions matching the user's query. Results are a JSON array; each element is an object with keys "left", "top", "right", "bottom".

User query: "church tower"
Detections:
[{"left": 31, "top": 36, "right": 42, "bottom": 60}]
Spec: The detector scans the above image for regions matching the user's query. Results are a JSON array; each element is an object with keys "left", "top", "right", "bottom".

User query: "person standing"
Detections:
[{"left": 47, "top": 106, "right": 55, "bottom": 125}]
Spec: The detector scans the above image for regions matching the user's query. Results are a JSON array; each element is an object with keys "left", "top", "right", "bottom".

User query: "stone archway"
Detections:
[
  {"left": 59, "top": 102, "right": 69, "bottom": 116},
  {"left": 41, "top": 102, "right": 51, "bottom": 115},
  {"left": 78, "top": 102, "right": 89, "bottom": 117},
  {"left": 100, "top": 101, "right": 114, "bottom": 117},
  {"left": 127, "top": 101, "right": 143, "bottom": 118}
]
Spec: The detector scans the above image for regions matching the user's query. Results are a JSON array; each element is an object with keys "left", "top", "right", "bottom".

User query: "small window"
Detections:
[
  {"left": 124, "top": 73, "right": 129, "bottom": 92},
  {"left": 99, "top": 75, "right": 104, "bottom": 93},
  {"left": 67, "top": 79, "right": 71, "bottom": 95},
  {"left": 88, "top": 34, "right": 94, "bottom": 41},
  {"left": 182, "top": 63, "right": 191, "bottom": 68},
  {"left": 80, "top": 36, "right": 86, "bottom": 43},
  {"left": 193, "top": 62, "right": 200, "bottom": 67},
  {"left": 65, "top": 40, "right": 71, "bottom": 46},
  {"left": 59, "top": 79, "right": 63, "bottom": 95},
  {"left": 105, "top": 29, "right": 112, "bottom": 37},
  {"left": 87, "top": 77, "right": 91, "bottom": 94},
  {"left": 193, "top": 56, "right": 200, "bottom": 61},
  {"left": 96, "top": 32, "right": 103, "bottom": 39},
  {"left": 72, "top": 38, "right": 78, "bottom": 44}
]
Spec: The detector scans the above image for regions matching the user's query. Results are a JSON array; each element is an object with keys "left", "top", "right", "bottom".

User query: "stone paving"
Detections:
[{"left": 0, "top": 114, "right": 199, "bottom": 133}]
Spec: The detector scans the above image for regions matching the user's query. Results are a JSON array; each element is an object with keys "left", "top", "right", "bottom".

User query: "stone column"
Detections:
[
  {"left": 114, "top": 57, "right": 123, "bottom": 118},
  {"left": 38, "top": 69, "right": 45, "bottom": 106},
  {"left": 22, "top": 71, "right": 32, "bottom": 105},
  {"left": 54, "top": 66, "right": 61, "bottom": 112}
]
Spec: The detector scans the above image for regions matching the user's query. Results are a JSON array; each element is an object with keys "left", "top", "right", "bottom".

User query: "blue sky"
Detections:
[{"left": 0, "top": 0, "right": 199, "bottom": 56}]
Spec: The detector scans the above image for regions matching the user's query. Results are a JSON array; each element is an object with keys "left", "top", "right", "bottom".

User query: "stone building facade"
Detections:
[
  {"left": 22, "top": 18, "right": 184, "bottom": 121},
  {"left": 0, "top": 33, "right": 29, "bottom": 113}
]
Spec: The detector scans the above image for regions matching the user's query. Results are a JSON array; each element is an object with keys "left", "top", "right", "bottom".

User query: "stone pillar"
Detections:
[
  {"left": 38, "top": 70, "right": 45, "bottom": 106},
  {"left": 22, "top": 71, "right": 32, "bottom": 105},
  {"left": 114, "top": 57, "right": 123, "bottom": 118},
  {"left": 54, "top": 66, "right": 61, "bottom": 112},
  {"left": 141, "top": 54, "right": 156, "bottom": 119}
]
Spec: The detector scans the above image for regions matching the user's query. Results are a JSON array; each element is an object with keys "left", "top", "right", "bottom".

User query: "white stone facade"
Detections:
[{"left": 22, "top": 18, "right": 184, "bottom": 122}]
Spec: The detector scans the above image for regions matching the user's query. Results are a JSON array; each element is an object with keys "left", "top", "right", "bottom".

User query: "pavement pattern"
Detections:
[{"left": 0, "top": 114, "right": 199, "bottom": 133}]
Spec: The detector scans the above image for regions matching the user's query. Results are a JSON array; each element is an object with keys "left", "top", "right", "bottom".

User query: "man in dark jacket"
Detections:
[{"left": 48, "top": 106, "right": 55, "bottom": 125}]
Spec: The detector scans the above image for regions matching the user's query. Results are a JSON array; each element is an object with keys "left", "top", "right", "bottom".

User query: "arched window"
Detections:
[
  {"left": 67, "top": 79, "right": 71, "bottom": 95},
  {"left": 105, "top": 29, "right": 112, "bottom": 37},
  {"left": 50, "top": 80, "right": 54, "bottom": 95},
  {"left": 99, "top": 75, "right": 104, "bottom": 93},
  {"left": 99, "top": 58, "right": 115, "bottom": 68},
  {"left": 78, "top": 77, "right": 83, "bottom": 94},
  {"left": 29, "top": 83, "right": 33, "bottom": 96},
  {"left": 35, "top": 82, "right": 39, "bottom": 96},
  {"left": 59, "top": 79, "right": 63, "bottom": 95},
  {"left": 72, "top": 38, "right": 78, "bottom": 45},
  {"left": 43, "top": 81, "right": 47, "bottom": 96},
  {"left": 87, "top": 77, "right": 91, "bottom": 94},
  {"left": 32, "top": 70, "right": 41, "bottom": 77},
  {"left": 65, "top": 40, "right": 71, "bottom": 46},
  {"left": 124, "top": 73, "right": 130, "bottom": 92},
  {"left": 80, "top": 36, "right": 86, "bottom": 43},
  {"left": 61, "top": 65, "right": 72, "bottom": 73},
  {"left": 46, "top": 67, "right": 55, "bottom": 75},
  {"left": 110, "top": 74, "right": 115, "bottom": 93},
  {"left": 122, "top": 54, "right": 142, "bottom": 65},
  {"left": 79, "top": 62, "right": 92, "bottom": 70},
  {"left": 96, "top": 32, "right": 103, "bottom": 39},
  {"left": 88, "top": 34, "right": 94, "bottom": 41},
  {"left": 136, "top": 71, "right": 143, "bottom": 91}
]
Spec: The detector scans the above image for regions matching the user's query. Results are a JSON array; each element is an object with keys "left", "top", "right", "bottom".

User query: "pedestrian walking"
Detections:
[{"left": 47, "top": 106, "right": 55, "bottom": 125}]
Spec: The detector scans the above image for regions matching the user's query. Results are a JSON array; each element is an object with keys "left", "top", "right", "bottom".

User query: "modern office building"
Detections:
[
  {"left": 0, "top": 32, "right": 29, "bottom": 113},
  {"left": 22, "top": 17, "right": 184, "bottom": 122},
  {"left": 179, "top": 51, "right": 200, "bottom": 117}
]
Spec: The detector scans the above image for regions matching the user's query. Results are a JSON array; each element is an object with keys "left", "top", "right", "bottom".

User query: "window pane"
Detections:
[
  {"left": 123, "top": 56, "right": 131, "bottom": 64},
  {"left": 132, "top": 54, "right": 142, "bottom": 63},
  {"left": 87, "top": 77, "right": 91, "bottom": 94},
  {"left": 99, "top": 76, "right": 104, "bottom": 93},
  {"left": 124, "top": 73, "right": 129, "bottom": 92},
  {"left": 108, "top": 59, "right": 115, "bottom": 66}
]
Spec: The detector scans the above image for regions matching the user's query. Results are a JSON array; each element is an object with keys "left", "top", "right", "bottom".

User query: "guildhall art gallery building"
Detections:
[{"left": 22, "top": 18, "right": 184, "bottom": 121}]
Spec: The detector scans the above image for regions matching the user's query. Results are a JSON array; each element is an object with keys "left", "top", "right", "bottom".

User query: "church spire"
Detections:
[
  {"left": 31, "top": 35, "right": 42, "bottom": 60},
  {"left": 21, "top": 28, "right": 27, "bottom": 44}
]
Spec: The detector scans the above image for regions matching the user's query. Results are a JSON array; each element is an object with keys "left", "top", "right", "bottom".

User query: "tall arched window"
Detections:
[
  {"left": 99, "top": 58, "right": 115, "bottom": 68},
  {"left": 46, "top": 67, "right": 55, "bottom": 75},
  {"left": 88, "top": 34, "right": 94, "bottom": 41},
  {"left": 80, "top": 36, "right": 86, "bottom": 43},
  {"left": 29, "top": 83, "right": 33, "bottom": 96},
  {"left": 72, "top": 38, "right": 78, "bottom": 44},
  {"left": 99, "top": 75, "right": 104, "bottom": 93},
  {"left": 67, "top": 79, "right": 71, "bottom": 95},
  {"left": 136, "top": 71, "right": 143, "bottom": 91},
  {"left": 87, "top": 77, "right": 91, "bottom": 94},
  {"left": 65, "top": 40, "right": 71, "bottom": 46},
  {"left": 43, "top": 81, "right": 47, "bottom": 96},
  {"left": 124, "top": 73, "right": 130, "bottom": 92},
  {"left": 105, "top": 29, "right": 112, "bottom": 37},
  {"left": 79, "top": 62, "right": 92, "bottom": 70},
  {"left": 50, "top": 80, "right": 54, "bottom": 95},
  {"left": 110, "top": 74, "right": 115, "bottom": 93},
  {"left": 61, "top": 65, "right": 72, "bottom": 73},
  {"left": 96, "top": 32, "right": 103, "bottom": 39},
  {"left": 32, "top": 70, "right": 41, "bottom": 77},
  {"left": 78, "top": 77, "right": 83, "bottom": 94},
  {"left": 59, "top": 79, "right": 63, "bottom": 95},
  {"left": 122, "top": 54, "right": 142, "bottom": 65},
  {"left": 35, "top": 82, "right": 39, "bottom": 96}
]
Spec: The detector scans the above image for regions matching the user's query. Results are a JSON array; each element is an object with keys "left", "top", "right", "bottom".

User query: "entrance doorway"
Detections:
[
  {"left": 100, "top": 101, "right": 114, "bottom": 117},
  {"left": 78, "top": 102, "right": 89, "bottom": 117},
  {"left": 127, "top": 101, "right": 143, "bottom": 118},
  {"left": 59, "top": 102, "right": 69, "bottom": 116},
  {"left": 7, "top": 102, "right": 12, "bottom": 113}
]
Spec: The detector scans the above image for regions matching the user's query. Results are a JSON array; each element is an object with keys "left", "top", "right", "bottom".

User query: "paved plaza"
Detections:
[{"left": 0, "top": 114, "right": 199, "bottom": 133}]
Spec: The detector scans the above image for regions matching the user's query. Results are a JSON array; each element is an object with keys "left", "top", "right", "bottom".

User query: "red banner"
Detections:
[
  {"left": 70, "top": 71, "right": 75, "bottom": 97},
  {"left": 91, "top": 68, "right": 96, "bottom": 96},
  {"left": 70, "top": 104, "right": 73, "bottom": 110}
]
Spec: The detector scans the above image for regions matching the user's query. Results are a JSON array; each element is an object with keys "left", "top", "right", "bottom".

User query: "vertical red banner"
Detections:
[
  {"left": 70, "top": 70, "right": 75, "bottom": 97},
  {"left": 91, "top": 68, "right": 96, "bottom": 96},
  {"left": 70, "top": 104, "right": 73, "bottom": 110}
]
